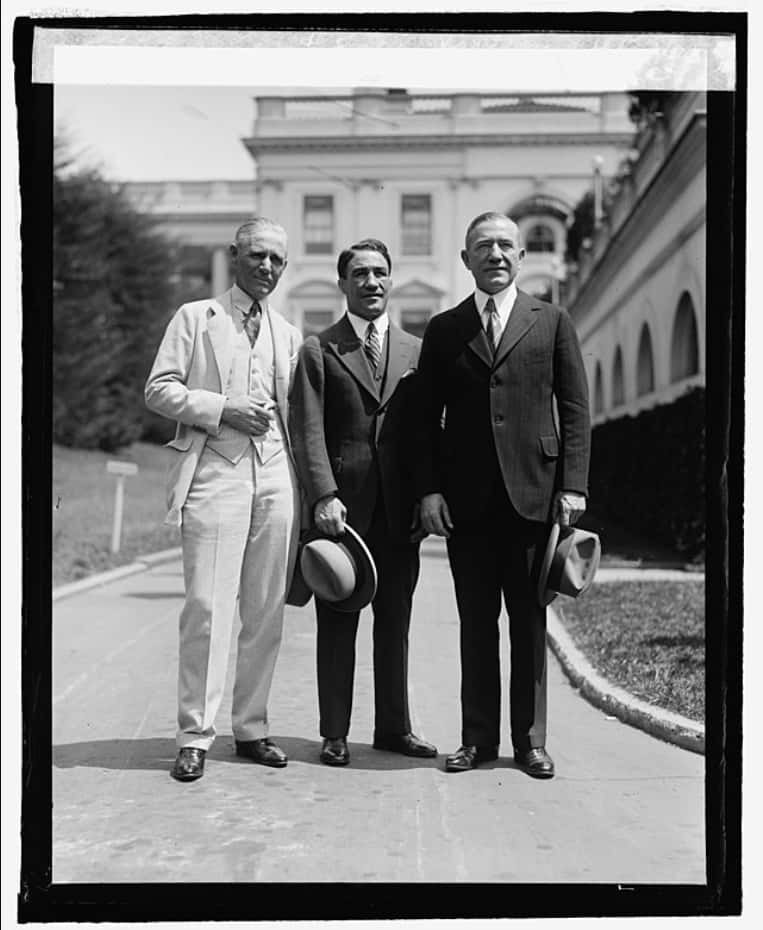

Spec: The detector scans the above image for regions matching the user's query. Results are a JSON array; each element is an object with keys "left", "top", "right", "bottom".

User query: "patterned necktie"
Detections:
[
  {"left": 243, "top": 301, "right": 262, "bottom": 347},
  {"left": 364, "top": 321, "right": 382, "bottom": 371},
  {"left": 485, "top": 297, "right": 500, "bottom": 355}
]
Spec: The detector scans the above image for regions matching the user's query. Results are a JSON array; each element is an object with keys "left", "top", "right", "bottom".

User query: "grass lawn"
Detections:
[
  {"left": 53, "top": 442, "right": 180, "bottom": 586},
  {"left": 555, "top": 580, "right": 705, "bottom": 723}
]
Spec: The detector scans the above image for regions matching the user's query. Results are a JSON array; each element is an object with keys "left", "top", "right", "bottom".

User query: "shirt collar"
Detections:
[
  {"left": 346, "top": 310, "right": 390, "bottom": 341},
  {"left": 231, "top": 283, "right": 266, "bottom": 317},
  {"left": 474, "top": 281, "right": 518, "bottom": 317}
]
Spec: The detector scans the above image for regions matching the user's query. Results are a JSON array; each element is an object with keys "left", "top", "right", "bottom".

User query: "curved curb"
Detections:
[
  {"left": 547, "top": 607, "right": 705, "bottom": 755},
  {"left": 595, "top": 567, "right": 704, "bottom": 582},
  {"left": 52, "top": 547, "right": 182, "bottom": 603}
]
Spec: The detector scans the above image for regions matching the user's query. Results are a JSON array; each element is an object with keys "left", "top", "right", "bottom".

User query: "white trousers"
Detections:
[{"left": 176, "top": 443, "right": 299, "bottom": 750}]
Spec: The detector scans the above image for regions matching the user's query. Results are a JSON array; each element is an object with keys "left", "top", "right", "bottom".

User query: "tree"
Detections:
[
  {"left": 53, "top": 146, "right": 177, "bottom": 450},
  {"left": 564, "top": 190, "right": 596, "bottom": 263}
]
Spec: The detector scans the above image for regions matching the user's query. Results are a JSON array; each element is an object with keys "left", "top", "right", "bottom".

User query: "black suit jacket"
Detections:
[
  {"left": 414, "top": 290, "right": 591, "bottom": 526},
  {"left": 289, "top": 315, "right": 422, "bottom": 539}
]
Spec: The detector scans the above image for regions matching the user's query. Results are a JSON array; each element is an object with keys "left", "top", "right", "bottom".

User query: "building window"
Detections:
[
  {"left": 636, "top": 324, "right": 655, "bottom": 397},
  {"left": 301, "top": 309, "right": 336, "bottom": 336},
  {"left": 401, "top": 194, "right": 432, "bottom": 255},
  {"left": 612, "top": 346, "right": 625, "bottom": 407},
  {"left": 303, "top": 195, "right": 334, "bottom": 254},
  {"left": 525, "top": 223, "right": 556, "bottom": 253},
  {"left": 399, "top": 307, "right": 432, "bottom": 339},
  {"left": 670, "top": 292, "right": 700, "bottom": 382},
  {"left": 593, "top": 362, "right": 604, "bottom": 415}
]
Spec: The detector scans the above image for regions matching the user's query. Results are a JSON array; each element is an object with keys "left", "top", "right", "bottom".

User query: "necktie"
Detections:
[
  {"left": 243, "top": 301, "right": 262, "bottom": 347},
  {"left": 364, "top": 321, "right": 382, "bottom": 371},
  {"left": 485, "top": 297, "right": 500, "bottom": 355}
]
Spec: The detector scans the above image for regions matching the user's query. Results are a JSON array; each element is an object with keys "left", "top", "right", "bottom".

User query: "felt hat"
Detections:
[
  {"left": 537, "top": 523, "right": 601, "bottom": 607},
  {"left": 299, "top": 524, "right": 377, "bottom": 613},
  {"left": 285, "top": 552, "right": 313, "bottom": 607}
]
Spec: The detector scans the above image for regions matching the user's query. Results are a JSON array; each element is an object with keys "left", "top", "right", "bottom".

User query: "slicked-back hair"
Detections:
[
  {"left": 233, "top": 216, "right": 287, "bottom": 248},
  {"left": 337, "top": 238, "right": 392, "bottom": 279},
  {"left": 464, "top": 212, "right": 520, "bottom": 249}
]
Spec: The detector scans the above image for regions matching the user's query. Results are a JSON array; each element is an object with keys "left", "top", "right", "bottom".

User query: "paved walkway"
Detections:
[{"left": 52, "top": 542, "right": 705, "bottom": 884}]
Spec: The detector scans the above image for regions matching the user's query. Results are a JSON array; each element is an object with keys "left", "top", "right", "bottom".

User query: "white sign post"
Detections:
[{"left": 106, "top": 461, "right": 138, "bottom": 554}]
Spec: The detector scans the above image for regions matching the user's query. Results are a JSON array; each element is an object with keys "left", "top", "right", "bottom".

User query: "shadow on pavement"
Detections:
[
  {"left": 253, "top": 735, "right": 444, "bottom": 771},
  {"left": 52, "top": 735, "right": 463, "bottom": 773},
  {"left": 53, "top": 737, "right": 177, "bottom": 772}
]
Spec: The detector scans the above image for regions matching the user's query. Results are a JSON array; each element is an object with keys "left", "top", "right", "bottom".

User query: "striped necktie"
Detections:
[
  {"left": 364, "top": 321, "right": 382, "bottom": 371},
  {"left": 485, "top": 297, "right": 500, "bottom": 355},
  {"left": 243, "top": 301, "right": 262, "bottom": 347}
]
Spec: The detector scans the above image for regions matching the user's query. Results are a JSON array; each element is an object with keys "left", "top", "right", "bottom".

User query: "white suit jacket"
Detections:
[{"left": 145, "top": 288, "right": 303, "bottom": 526}]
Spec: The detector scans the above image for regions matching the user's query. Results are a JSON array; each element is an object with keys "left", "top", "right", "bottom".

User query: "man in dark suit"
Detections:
[
  {"left": 416, "top": 212, "right": 591, "bottom": 778},
  {"left": 289, "top": 238, "right": 437, "bottom": 767}
]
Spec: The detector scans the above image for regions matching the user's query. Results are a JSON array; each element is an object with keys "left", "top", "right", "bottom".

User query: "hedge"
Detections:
[{"left": 588, "top": 386, "right": 705, "bottom": 560}]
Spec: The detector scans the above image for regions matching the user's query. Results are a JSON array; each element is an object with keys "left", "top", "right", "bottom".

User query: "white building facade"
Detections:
[
  {"left": 245, "top": 89, "right": 634, "bottom": 335},
  {"left": 125, "top": 89, "right": 634, "bottom": 338},
  {"left": 564, "top": 92, "right": 706, "bottom": 425}
]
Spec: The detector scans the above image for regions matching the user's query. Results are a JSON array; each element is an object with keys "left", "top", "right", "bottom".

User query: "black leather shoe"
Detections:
[
  {"left": 373, "top": 732, "right": 438, "bottom": 758},
  {"left": 171, "top": 747, "right": 206, "bottom": 782},
  {"left": 235, "top": 738, "right": 288, "bottom": 768},
  {"left": 320, "top": 737, "right": 350, "bottom": 766},
  {"left": 444, "top": 745, "right": 498, "bottom": 772},
  {"left": 514, "top": 747, "right": 555, "bottom": 779}
]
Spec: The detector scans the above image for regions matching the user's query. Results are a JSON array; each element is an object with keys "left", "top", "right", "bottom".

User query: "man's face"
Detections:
[
  {"left": 230, "top": 226, "right": 288, "bottom": 301},
  {"left": 461, "top": 216, "right": 525, "bottom": 295},
  {"left": 338, "top": 249, "right": 391, "bottom": 321}
]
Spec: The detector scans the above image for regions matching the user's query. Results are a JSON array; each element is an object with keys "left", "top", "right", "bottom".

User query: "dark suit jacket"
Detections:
[
  {"left": 289, "top": 315, "right": 422, "bottom": 540},
  {"left": 414, "top": 290, "right": 591, "bottom": 526}
]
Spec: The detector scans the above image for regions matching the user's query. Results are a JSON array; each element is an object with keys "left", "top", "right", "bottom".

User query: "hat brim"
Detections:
[
  {"left": 537, "top": 521, "right": 561, "bottom": 607},
  {"left": 300, "top": 523, "right": 377, "bottom": 613},
  {"left": 285, "top": 551, "right": 313, "bottom": 607}
]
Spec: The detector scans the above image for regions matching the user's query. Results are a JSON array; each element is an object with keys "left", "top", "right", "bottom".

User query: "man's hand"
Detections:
[
  {"left": 552, "top": 491, "right": 586, "bottom": 527},
  {"left": 314, "top": 495, "right": 347, "bottom": 537},
  {"left": 409, "top": 501, "right": 429, "bottom": 544},
  {"left": 221, "top": 395, "right": 273, "bottom": 437},
  {"left": 420, "top": 493, "right": 454, "bottom": 539}
]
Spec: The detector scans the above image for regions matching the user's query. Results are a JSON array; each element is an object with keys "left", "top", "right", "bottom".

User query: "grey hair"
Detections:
[
  {"left": 464, "top": 212, "right": 521, "bottom": 249},
  {"left": 233, "top": 217, "right": 287, "bottom": 248}
]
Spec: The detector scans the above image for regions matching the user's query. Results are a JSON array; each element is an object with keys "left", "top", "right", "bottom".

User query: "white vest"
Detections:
[{"left": 206, "top": 313, "right": 286, "bottom": 465}]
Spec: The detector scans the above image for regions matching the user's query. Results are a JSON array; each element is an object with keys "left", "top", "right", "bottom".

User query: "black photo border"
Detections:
[{"left": 15, "top": 9, "right": 746, "bottom": 921}]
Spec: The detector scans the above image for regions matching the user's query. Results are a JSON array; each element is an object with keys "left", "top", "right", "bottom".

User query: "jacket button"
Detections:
[
  {"left": 491, "top": 377, "right": 500, "bottom": 388},
  {"left": 494, "top": 414, "right": 503, "bottom": 424}
]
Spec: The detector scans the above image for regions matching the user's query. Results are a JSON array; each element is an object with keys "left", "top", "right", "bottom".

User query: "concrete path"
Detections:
[{"left": 52, "top": 542, "right": 705, "bottom": 884}]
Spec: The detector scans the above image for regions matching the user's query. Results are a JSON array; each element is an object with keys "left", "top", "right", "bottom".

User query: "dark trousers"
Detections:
[
  {"left": 315, "top": 501, "right": 420, "bottom": 739},
  {"left": 446, "top": 475, "right": 549, "bottom": 751}
]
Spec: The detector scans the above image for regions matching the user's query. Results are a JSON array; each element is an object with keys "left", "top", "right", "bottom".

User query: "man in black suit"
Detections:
[
  {"left": 416, "top": 212, "right": 591, "bottom": 778},
  {"left": 289, "top": 238, "right": 437, "bottom": 767}
]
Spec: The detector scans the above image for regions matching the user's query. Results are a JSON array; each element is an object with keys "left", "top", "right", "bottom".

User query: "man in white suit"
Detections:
[{"left": 145, "top": 217, "right": 302, "bottom": 781}]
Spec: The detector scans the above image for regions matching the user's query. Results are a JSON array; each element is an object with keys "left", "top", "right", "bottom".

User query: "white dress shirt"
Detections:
[
  {"left": 346, "top": 310, "right": 390, "bottom": 343},
  {"left": 474, "top": 282, "right": 518, "bottom": 344}
]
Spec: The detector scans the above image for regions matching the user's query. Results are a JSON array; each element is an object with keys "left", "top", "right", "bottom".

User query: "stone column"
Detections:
[{"left": 211, "top": 246, "right": 229, "bottom": 295}]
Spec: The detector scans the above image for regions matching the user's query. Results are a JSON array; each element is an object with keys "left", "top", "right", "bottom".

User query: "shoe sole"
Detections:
[
  {"left": 514, "top": 761, "right": 555, "bottom": 779},
  {"left": 445, "top": 752, "right": 498, "bottom": 772},
  {"left": 170, "top": 770, "right": 204, "bottom": 782},
  {"left": 236, "top": 754, "right": 288, "bottom": 768},
  {"left": 320, "top": 755, "right": 350, "bottom": 766},
  {"left": 373, "top": 745, "right": 438, "bottom": 758}
]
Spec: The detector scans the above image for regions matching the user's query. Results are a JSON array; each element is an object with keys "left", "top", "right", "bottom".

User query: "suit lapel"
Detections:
[
  {"left": 267, "top": 306, "right": 290, "bottom": 416},
  {"left": 493, "top": 291, "right": 539, "bottom": 368},
  {"left": 379, "top": 324, "right": 415, "bottom": 408},
  {"left": 326, "top": 315, "right": 380, "bottom": 402},
  {"left": 464, "top": 297, "right": 494, "bottom": 369},
  {"left": 206, "top": 290, "right": 235, "bottom": 390}
]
